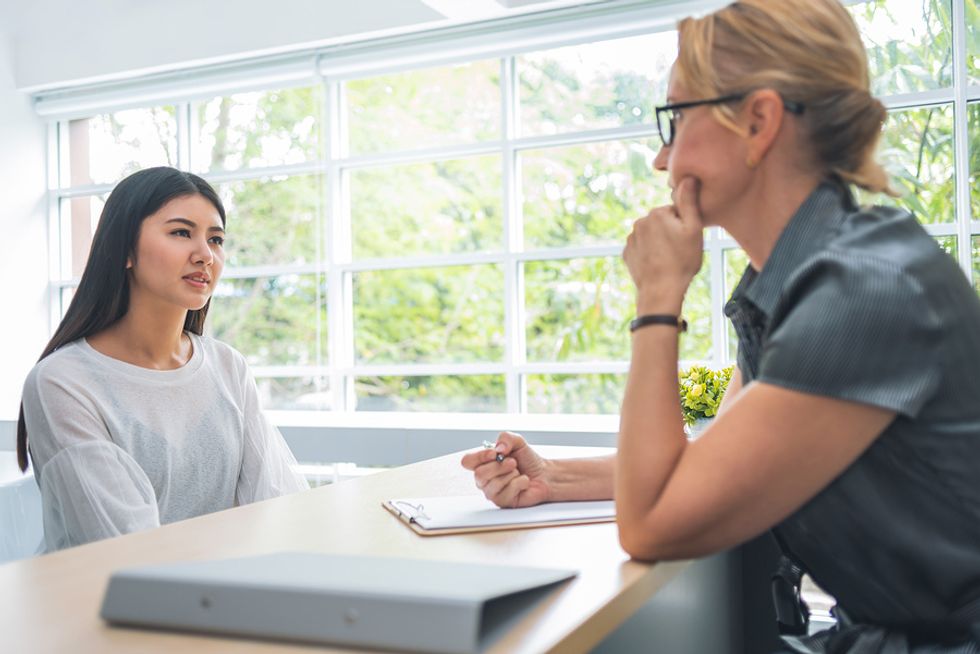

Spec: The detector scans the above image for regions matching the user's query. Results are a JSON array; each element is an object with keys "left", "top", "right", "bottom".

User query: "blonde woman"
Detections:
[{"left": 463, "top": 0, "right": 980, "bottom": 650}]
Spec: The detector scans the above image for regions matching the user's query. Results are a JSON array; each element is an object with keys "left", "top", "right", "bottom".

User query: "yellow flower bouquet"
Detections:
[{"left": 678, "top": 365, "right": 735, "bottom": 426}]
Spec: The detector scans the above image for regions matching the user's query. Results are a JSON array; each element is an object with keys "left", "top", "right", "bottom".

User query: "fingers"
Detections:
[
  {"left": 495, "top": 475, "right": 532, "bottom": 508},
  {"left": 495, "top": 431, "right": 526, "bottom": 456},
  {"left": 482, "top": 468, "right": 521, "bottom": 500},
  {"left": 672, "top": 177, "right": 702, "bottom": 230},
  {"left": 473, "top": 456, "right": 518, "bottom": 489}
]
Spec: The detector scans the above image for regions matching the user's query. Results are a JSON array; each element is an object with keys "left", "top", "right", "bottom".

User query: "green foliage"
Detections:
[
  {"left": 969, "top": 0, "right": 980, "bottom": 84},
  {"left": 350, "top": 156, "right": 501, "bottom": 258},
  {"left": 850, "top": 0, "right": 953, "bottom": 95},
  {"left": 354, "top": 375, "right": 505, "bottom": 412},
  {"left": 526, "top": 373, "right": 627, "bottom": 414},
  {"left": 346, "top": 61, "right": 500, "bottom": 154},
  {"left": 862, "top": 105, "right": 955, "bottom": 224},
  {"left": 84, "top": 3, "right": 979, "bottom": 413},
  {"left": 678, "top": 365, "right": 734, "bottom": 426},
  {"left": 216, "top": 174, "right": 322, "bottom": 268},
  {"left": 353, "top": 265, "right": 505, "bottom": 364},
  {"left": 209, "top": 274, "right": 327, "bottom": 367}
]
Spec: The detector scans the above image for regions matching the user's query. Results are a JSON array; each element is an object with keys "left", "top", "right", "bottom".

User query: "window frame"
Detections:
[{"left": 39, "top": 0, "right": 980, "bottom": 434}]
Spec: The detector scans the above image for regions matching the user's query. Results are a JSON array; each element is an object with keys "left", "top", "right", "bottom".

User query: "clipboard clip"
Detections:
[{"left": 393, "top": 501, "right": 431, "bottom": 523}]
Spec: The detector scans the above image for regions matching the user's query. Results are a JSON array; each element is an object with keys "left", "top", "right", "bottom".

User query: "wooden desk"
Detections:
[{"left": 0, "top": 446, "right": 688, "bottom": 653}]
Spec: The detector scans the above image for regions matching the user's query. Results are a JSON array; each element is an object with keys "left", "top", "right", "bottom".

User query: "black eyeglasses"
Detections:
[{"left": 654, "top": 93, "right": 805, "bottom": 147}]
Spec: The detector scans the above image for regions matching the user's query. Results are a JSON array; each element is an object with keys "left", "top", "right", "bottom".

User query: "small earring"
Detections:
[{"left": 746, "top": 156, "right": 757, "bottom": 169}]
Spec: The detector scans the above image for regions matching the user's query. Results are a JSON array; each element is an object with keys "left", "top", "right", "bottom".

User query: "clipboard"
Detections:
[{"left": 383, "top": 495, "right": 616, "bottom": 536}]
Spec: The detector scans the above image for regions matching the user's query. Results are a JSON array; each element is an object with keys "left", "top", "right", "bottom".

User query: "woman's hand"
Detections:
[
  {"left": 623, "top": 177, "right": 705, "bottom": 313},
  {"left": 460, "top": 432, "right": 552, "bottom": 508}
]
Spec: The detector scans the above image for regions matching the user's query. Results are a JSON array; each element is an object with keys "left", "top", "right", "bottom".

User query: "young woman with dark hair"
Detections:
[{"left": 18, "top": 166, "right": 307, "bottom": 552}]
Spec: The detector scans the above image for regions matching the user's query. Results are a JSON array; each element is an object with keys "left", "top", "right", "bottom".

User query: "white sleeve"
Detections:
[
  {"left": 39, "top": 441, "right": 159, "bottom": 551},
  {"left": 22, "top": 367, "right": 160, "bottom": 552},
  {"left": 234, "top": 371, "right": 309, "bottom": 506}
]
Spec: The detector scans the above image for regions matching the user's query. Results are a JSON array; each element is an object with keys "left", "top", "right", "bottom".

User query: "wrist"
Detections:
[{"left": 635, "top": 288, "right": 684, "bottom": 315}]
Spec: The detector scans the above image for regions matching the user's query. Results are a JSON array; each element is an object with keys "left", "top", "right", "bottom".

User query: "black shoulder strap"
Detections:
[{"left": 772, "top": 554, "right": 811, "bottom": 636}]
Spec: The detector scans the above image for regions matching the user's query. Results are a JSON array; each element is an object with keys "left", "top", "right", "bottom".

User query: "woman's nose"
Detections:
[
  {"left": 653, "top": 144, "right": 669, "bottom": 172},
  {"left": 192, "top": 239, "right": 214, "bottom": 265}
]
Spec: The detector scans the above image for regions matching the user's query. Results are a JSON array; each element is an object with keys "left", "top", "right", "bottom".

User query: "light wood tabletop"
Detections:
[{"left": 0, "top": 445, "right": 688, "bottom": 653}]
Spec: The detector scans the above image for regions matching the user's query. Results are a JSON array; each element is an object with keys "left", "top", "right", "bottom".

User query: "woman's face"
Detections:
[
  {"left": 128, "top": 193, "right": 225, "bottom": 311},
  {"left": 653, "top": 67, "right": 750, "bottom": 226}
]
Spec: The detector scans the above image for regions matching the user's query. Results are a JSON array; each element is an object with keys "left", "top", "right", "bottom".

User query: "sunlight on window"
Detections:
[
  {"left": 518, "top": 32, "right": 675, "bottom": 136},
  {"left": 192, "top": 88, "right": 320, "bottom": 173},
  {"left": 849, "top": 0, "right": 953, "bottom": 95},
  {"left": 68, "top": 107, "right": 177, "bottom": 186}
]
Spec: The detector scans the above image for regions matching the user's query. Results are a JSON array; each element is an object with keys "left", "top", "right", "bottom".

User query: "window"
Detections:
[{"left": 47, "top": 0, "right": 980, "bottom": 418}]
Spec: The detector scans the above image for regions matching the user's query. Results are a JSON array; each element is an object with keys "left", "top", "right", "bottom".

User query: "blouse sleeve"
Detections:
[
  {"left": 22, "top": 366, "right": 160, "bottom": 551},
  {"left": 234, "top": 370, "right": 309, "bottom": 506},
  {"left": 757, "top": 252, "right": 942, "bottom": 417}
]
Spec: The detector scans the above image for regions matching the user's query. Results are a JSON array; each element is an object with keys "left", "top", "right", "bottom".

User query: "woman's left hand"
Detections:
[{"left": 623, "top": 177, "right": 705, "bottom": 314}]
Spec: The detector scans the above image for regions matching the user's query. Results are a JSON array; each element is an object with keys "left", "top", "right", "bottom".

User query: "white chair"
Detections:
[{"left": 0, "top": 451, "right": 43, "bottom": 563}]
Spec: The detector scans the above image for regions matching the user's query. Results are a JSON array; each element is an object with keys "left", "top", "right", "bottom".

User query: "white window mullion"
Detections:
[
  {"left": 176, "top": 102, "right": 191, "bottom": 171},
  {"left": 951, "top": 0, "right": 973, "bottom": 279},
  {"left": 323, "top": 76, "right": 351, "bottom": 413},
  {"left": 501, "top": 55, "right": 524, "bottom": 414},
  {"left": 48, "top": 122, "right": 64, "bottom": 329},
  {"left": 706, "top": 229, "right": 727, "bottom": 366}
]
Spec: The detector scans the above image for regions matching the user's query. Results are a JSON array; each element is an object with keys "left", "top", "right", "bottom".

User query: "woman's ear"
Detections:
[{"left": 743, "top": 88, "right": 785, "bottom": 166}]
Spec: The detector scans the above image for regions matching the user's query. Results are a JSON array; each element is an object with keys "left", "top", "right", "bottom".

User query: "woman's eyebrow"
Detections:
[{"left": 165, "top": 217, "right": 224, "bottom": 233}]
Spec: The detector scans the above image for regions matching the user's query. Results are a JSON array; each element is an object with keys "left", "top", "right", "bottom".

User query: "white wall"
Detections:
[
  {"left": 0, "top": 23, "right": 49, "bottom": 428},
  {"left": 9, "top": 0, "right": 443, "bottom": 91}
]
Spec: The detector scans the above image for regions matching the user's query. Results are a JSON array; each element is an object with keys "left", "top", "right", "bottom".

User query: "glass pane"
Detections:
[
  {"left": 354, "top": 375, "right": 505, "bottom": 412},
  {"left": 59, "top": 286, "right": 76, "bottom": 321},
  {"left": 865, "top": 104, "right": 955, "bottom": 224},
  {"left": 935, "top": 235, "right": 957, "bottom": 259},
  {"left": 346, "top": 60, "right": 500, "bottom": 155},
  {"left": 522, "top": 139, "right": 668, "bottom": 250},
  {"left": 973, "top": 236, "right": 980, "bottom": 294},
  {"left": 68, "top": 107, "right": 177, "bottom": 186},
  {"left": 525, "top": 373, "right": 626, "bottom": 414},
  {"left": 971, "top": 103, "right": 979, "bottom": 223},
  {"left": 350, "top": 156, "right": 502, "bottom": 259},
  {"left": 968, "top": 0, "right": 980, "bottom": 85},
  {"left": 525, "top": 257, "right": 632, "bottom": 362},
  {"left": 518, "top": 32, "right": 675, "bottom": 136},
  {"left": 256, "top": 376, "right": 330, "bottom": 411},
  {"left": 524, "top": 255, "right": 710, "bottom": 362},
  {"left": 724, "top": 249, "right": 750, "bottom": 361},
  {"left": 682, "top": 254, "right": 712, "bottom": 361},
  {"left": 353, "top": 265, "right": 504, "bottom": 364},
  {"left": 209, "top": 273, "right": 327, "bottom": 367},
  {"left": 215, "top": 175, "right": 322, "bottom": 268},
  {"left": 849, "top": 0, "right": 952, "bottom": 95},
  {"left": 193, "top": 87, "right": 320, "bottom": 173},
  {"left": 61, "top": 194, "right": 108, "bottom": 278}
]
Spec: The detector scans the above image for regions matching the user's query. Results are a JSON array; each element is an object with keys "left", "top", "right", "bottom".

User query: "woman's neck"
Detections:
[
  {"left": 721, "top": 169, "right": 824, "bottom": 272},
  {"left": 87, "top": 298, "right": 192, "bottom": 370}
]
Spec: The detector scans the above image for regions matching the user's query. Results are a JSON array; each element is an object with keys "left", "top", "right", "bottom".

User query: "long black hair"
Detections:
[{"left": 16, "top": 166, "right": 226, "bottom": 471}]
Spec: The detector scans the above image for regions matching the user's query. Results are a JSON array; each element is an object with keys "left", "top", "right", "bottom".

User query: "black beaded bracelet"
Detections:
[{"left": 629, "top": 314, "right": 688, "bottom": 333}]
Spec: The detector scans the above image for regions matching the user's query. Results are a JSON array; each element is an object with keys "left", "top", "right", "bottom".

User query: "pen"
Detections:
[{"left": 482, "top": 440, "right": 505, "bottom": 463}]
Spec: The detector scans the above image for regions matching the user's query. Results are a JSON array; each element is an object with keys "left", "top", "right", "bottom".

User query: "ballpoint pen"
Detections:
[{"left": 481, "top": 440, "right": 505, "bottom": 462}]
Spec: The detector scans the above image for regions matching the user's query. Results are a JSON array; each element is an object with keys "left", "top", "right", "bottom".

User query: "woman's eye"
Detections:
[
  {"left": 209, "top": 236, "right": 225, "bottom": 246},
  {"left": 171, "top": 229, "right": 191, "bottom": 237}
]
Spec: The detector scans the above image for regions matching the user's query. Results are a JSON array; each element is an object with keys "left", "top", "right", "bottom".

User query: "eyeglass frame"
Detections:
[{"left": 654, "top": 92, "right": 805, "bottom": 148}]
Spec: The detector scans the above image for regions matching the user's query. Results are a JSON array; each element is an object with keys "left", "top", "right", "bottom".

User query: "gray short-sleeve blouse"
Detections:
[{"left": 725, "top": 180, "right": 980, "bottom": 632}]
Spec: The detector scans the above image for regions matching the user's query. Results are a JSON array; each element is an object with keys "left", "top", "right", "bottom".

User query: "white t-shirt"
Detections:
[{"left": 21, "top": 332, "right": 309, "bottom": 552}]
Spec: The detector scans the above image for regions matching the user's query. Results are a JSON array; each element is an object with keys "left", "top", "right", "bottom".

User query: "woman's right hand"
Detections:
[{"left": 460, "top": 431, "right": 552, "bottom": 508}]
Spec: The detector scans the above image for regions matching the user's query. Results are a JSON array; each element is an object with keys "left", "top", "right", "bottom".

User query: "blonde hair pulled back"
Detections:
[{"left": 676, "top": 0, "right": 895, "bottom": 195}]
